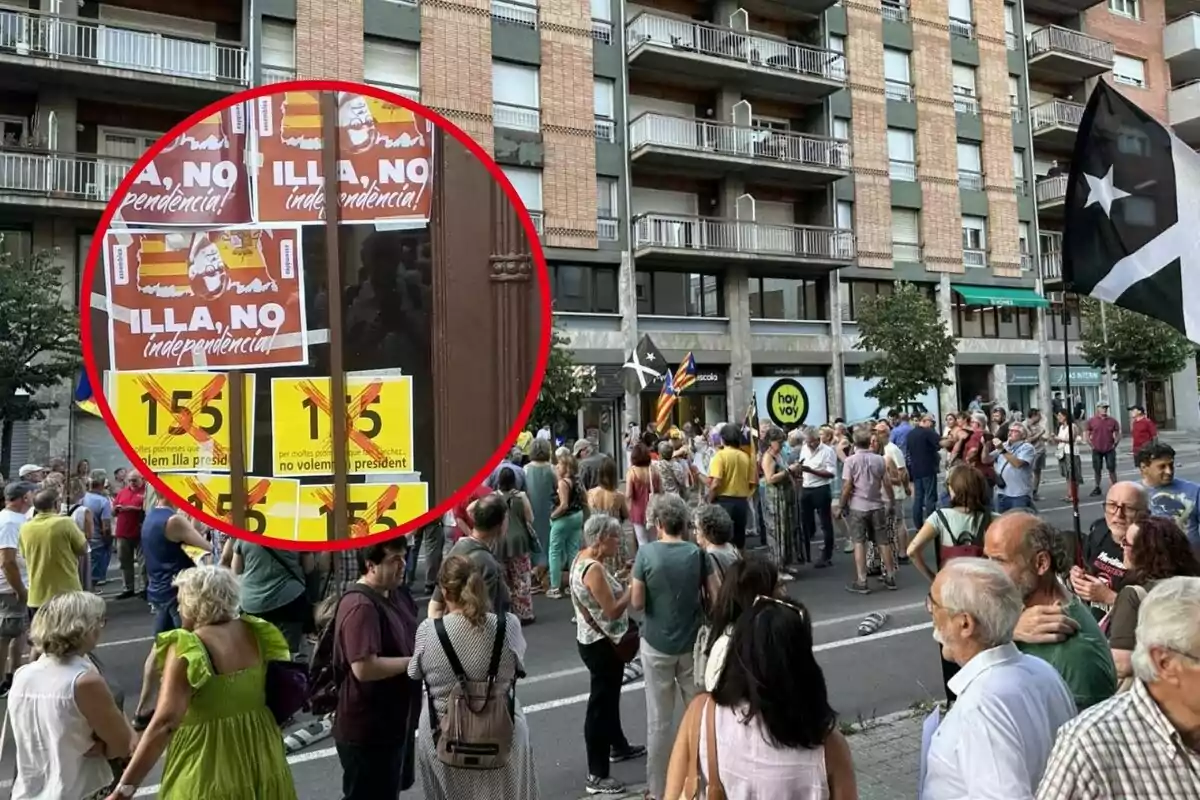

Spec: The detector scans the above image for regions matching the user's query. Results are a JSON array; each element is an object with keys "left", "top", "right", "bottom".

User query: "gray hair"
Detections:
[
  {"left": 175, "top": 565, "right": 241, "bottom": 627},
  {"left": 554, "top": 446, "right": 571, "bottom": 463},
  {"left": 938, "top": 558, "right": 1024, "bottom": 649},
  {"left": 648, "top": 492, "right": 691, "bottom": 538},
  {"left": 582, "top": 513, "right": 621, "bottom": 547},
  {"left": 88, "top": 469, "right": 108, "bottom": 489},
  {"left": 852, "top": 428, "right": 872, "bottom": 449},
  {"left": 1008, "top": 422, "right": 1026, "bottom": 437},
  {"left": 787, "top": 428, "right": 804, "bottom": 446},
  {"left": 657, "top": 440, "right": 675, "bottom": 459},
  {"left": 29, "top": 591, "right": 107, "bottom": 657},
  {"left": 529, "top": 438, "right": 552, "bottom": 462},
  {"left": 1132, "top": 576, "right": 1200, "bottom": 683},
  {"left": 971, "top": 412, "right": 988, "bottom": 427},
  {"left": 1014, "top": 514, "right": 1067, "bottom": 575}
]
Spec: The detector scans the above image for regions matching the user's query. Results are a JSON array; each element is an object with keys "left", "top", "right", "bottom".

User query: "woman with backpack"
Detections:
[
  {"left": 409, "top": 555, "right": 539, "bottom": 799},
  {"left": 904, "top": 465, "right": 996, "bottom": 700},
  {"left": 230, "top": 541, "right": 315, "bottom": 658},
  {"left": 495, "top": 466, "right": 537, "bottom": 624}
]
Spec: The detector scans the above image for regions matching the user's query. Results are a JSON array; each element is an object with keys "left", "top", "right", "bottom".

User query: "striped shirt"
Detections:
[{"left": 1036, "top": 679, "right": 1200, "bottom": 799}]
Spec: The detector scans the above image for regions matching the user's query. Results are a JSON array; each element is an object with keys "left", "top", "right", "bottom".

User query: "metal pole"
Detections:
[
  {"left": 1061, "top": 296, "right": 1082, "bottom": 543},
  {"left": 1099, "top": 301, "right": 1117, "bottom": 408},
  {"left": 320, "top": 91, "right": 349, "bottom": 542},
  {"left": 228, "top": 372, "right": 246, "bottom": 530}
]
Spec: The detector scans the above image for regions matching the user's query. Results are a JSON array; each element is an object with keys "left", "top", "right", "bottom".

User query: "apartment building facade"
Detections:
[{"left": 1, "top": 0, "right": 1196, "bottom": 468}]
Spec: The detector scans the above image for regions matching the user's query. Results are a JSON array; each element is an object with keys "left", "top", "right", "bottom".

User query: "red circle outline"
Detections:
[{"left": 79, "top": 79, "right": 553, "bottom": 552}]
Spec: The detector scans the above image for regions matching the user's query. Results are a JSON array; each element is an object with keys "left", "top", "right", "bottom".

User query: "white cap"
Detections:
[{"left": 17, "top": 464, "right": 46, "bottom": 478}]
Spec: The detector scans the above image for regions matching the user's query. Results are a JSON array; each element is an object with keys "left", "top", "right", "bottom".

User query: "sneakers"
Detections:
[
  {"left": 610, "top": 744, "right": 647, "bottom": 763},
  {"left": 883, "top": 574, "right": 898, "bottom": 591},
  {"left": 545, "top": 588, "right": 564, "bottom": 599},
  {"left": 586, "top": 775, "right": 625, "bottom": 795},
  {"left": 1090, "top": 487, "right": 1102, "bottom": 497},
  {"left": 846, "top": 580, "right": 870, "bottom": 595},
  {"left": 115, "top": 590, "right": 136, "bottom": 600}
]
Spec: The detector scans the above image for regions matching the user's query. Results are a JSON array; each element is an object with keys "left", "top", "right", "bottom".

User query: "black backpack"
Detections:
[{"left": 307, "top": 585, "right": 385, "bottom": 716}]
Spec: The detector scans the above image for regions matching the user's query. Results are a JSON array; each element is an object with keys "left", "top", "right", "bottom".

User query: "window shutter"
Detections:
[
  {"left": 261, "top": 20, "right": 295, "bottom": 69},
  {"left": 590, "top": 0, "right": 610, "bottom": 21},
  {"left": 883, "top": 49, "right": 909, "bottom": 82},
  {"left": 493, "top": 62, "right": 539, "bottom": 107},
  {"left": 956, "top": 142, "right": 981, "bottom": 172},
  {"left": 949, "top": 0, "right": 972, "bottom": 20},
  {"left": 502, "top": 167, "right": 543, "bottom": 210},
  {"left": 1004, "top": 4, "right": 1014, "bottom": 33},
  {"left": 1012, "top": 150, "right": 1025, "bottom": 178},
  {"left": 363, "top": 40, "right": 420, "bottom": 88},
  {"left": 952, "top": 65, "right": 976, "bottom": 94},
  {"left": 887, "top": 129, "right": 914, "bottom": 161},
  {"left": 593, "top": 79, "right": 614, "bottom": 117},
  {"left": 891, "top": 209, "right": 918, "bottom": 244}
]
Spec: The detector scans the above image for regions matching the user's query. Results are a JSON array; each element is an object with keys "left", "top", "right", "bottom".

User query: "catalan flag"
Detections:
[
  {"left": 282, "top": 91, "right": 323, "bottom": 139},
  {"left": 136, "top": 232, "right": 272, "bottom": 295},
  {"left": 673, "top": 352, "right": 697, "bottom": 394},
  {"left": 654, "top": 369, "right": 677, "bottom": 432},
  {"left": 74, "top": 371, "right": 102, "bottom": 417}
]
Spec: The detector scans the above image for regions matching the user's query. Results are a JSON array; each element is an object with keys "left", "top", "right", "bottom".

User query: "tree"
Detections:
[
  {"left": 526, "top": 325, "right": 596, "bottom": 436},
  {"left": 852, "top": 282, "right": 958, "bottom": 411},
  {"left": 1077, "top": 297, "right": 1194, "bottom": 404},
  {"left": 0, "top": 249, "right": 81, "bottom": 477}
]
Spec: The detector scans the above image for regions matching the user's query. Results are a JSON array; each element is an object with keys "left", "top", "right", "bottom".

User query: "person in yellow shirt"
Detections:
[
  {"left": 19, "top": 489, "right": 86, "bottom": 618},
  {"left": 706, "top": 423, "right": 754, "bottom": 551}
]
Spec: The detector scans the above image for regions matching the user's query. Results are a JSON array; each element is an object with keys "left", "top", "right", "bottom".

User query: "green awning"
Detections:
[{"left": 952, "top": 285, "right": 1050, "bottom": 309}]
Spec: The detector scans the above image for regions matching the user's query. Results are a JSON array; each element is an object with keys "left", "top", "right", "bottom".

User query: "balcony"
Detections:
[
  {"left": 1165, "top": 14, "right": 1200, "bottom": 86},
  {"left": 592, "top": 18, "right": 613, "bottom": 45},
  {"left": 1041, "top": 232, "right": 1063, "bottom": 283},
  {"left": 0, "top": 148, "right": 136, "bottom": 211},
  {"left": 1027, "top": 26, "right": 1114, "bottom": 85},
  {"left": 597, "top": 217, "right": 619, "bottom": 241},
  {"left": 953, "top": 94, "right": 979, "bottom": 115},
  {"left": 1021, "top": 252, "right": 1034, "bottom": 272},
  {"left": 963, "top": 248, "right": 987, "bottom": 269},
  {"left": 885, "top": 79, "right": 913, "bottom": 102},
  {"left": 949, "top": 17, "right": 974, "bottom": 38},
  {"left": 959, "top": 170, "right": 984, "bottom": 191},
  {"left": 528, "top": 210, "right": 544, "bottom": 236},
  {"left": 1169, "top": 80, "right": 1200, "bottom": 145},
  {"left": 625, "top": 12, "right": 846, "bottom": 103},
  {"left": 1036, "top": 174, "right": 1068, "bottom": 221},
  {"left": 0, "top": 4, "right": 248, "bottom": 97},
  {"left": 261, "top": 65, "right": 295, "bottom": 85},
  {"left": 493, "top": 102, "right": 540, "bottom": 132},
  {"left": 595, "top": 115, "right": 615, "bottom": 142},
  {"left": 632, "top": 213, "right": 854, "bottom": 269},
  {"left": 628, "top": 113, "right": 851, "bottom": 185},
  {"left": 491, "top": 0, "right": 538, "bottom": 28},
  {"left": 889, "top": 159, "right": 916, "bottom": 181},
  {"left": 1030, "top": 99, "right": 1084, "bottom": 153},
  {"left": 735, "top": 0, "right": 841, "bottom": 23},
  {"left": 1023, "top": 0, "right": 1109, "bottom": 21},
  {"left": 881, "top": 0, "right": 910, "bottom": 23},
  {"left": 367, "top": 81, "right": 420, "bottom": 103},
  {"left": 893, "top": 242, "right": 921, "bottom": 263}
]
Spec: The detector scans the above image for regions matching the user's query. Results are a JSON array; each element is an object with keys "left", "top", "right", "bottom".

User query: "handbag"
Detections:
[
  {"left": 265, "top": 659, "right": 310, "bottom": 725},
  {"left": 679, "top": 696, "right": 726, "bottom": 800},
  {"left": 573, "top": 560, "right": 641, "bottom": 663}
]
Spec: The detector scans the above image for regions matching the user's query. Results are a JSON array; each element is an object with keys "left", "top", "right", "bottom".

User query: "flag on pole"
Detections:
[
  {"left": 744, "top": 392, "right": 761, "bottom": 441},
  {"left": 673, "top": 352, "right": 697, "bottom": 394},
  {"left": 654, "top": 369, "right": 677, "bottom": 432},
  {"left": 1062, "top": 80, "right": 1200, "bottom": 343},
  {"left": 620, "top": 334, "right": 667, "bottom": 395},
  {"left": 73, "top": 372, "right": 102, "bottom": 417}
]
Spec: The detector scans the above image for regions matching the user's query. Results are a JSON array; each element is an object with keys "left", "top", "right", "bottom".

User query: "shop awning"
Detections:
[{"left": 952, "top": 285, "right": 1050, "bottom": 309}]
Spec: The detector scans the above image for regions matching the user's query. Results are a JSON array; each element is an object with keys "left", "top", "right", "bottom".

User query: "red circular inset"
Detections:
[{"left": 80, "top": 79, "right": 552, "bottom": 551}]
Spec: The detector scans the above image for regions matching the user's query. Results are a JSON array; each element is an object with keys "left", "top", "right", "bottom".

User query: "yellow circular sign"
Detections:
[{"left": 766, "top": 379, "right": 810, "bottom": 427}]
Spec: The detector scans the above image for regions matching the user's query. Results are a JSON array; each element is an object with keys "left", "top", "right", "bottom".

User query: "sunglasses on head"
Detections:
[{"left": 754, "top": 594, "right": 806, "bottom": 621}]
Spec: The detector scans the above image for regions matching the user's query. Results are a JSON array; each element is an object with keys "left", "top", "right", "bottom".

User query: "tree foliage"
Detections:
[
  {"left": 526, "top": 325, "right": 595, "bottom": 436},
  {"left": 0, "top": 249, "right": 82, "bottom": 474},
  {"left": 852, "top": 282, "right": 958, "bottom": 410},
  {"left": 1077, "top": 298, "right": 1195, "bottom": 389}
]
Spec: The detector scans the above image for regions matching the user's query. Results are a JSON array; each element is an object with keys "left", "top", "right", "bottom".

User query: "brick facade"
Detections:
[
  {"left": 419, "top": 0, "right": 495, "bottom": 153},
  {"left": 295, "top": 0, "right": 363, "bottom": 81},
  {"left": 540, "top": 0, "right": 598, "bottom": 248},
  {"left": 976, "top": 0, "right": 1022, "bottom": 277},
  {"left": 1085, "top": 0, "right": 1170, "bottom": 125},
  {"left": 845, "top": 1, "right": 894, "bottom": 270},
  {"left": 912, "top": 0, "right": 964, "bottom": 273}
]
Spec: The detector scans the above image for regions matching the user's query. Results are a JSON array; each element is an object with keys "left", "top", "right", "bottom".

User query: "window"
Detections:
[
  {"left": 833, "top": 118, "right": 850, "bottom": 141},
  {"left": 891, "top": 208, "right": 920, "bottom": 261},
  {"left": 363, "top": 39, "right": 420, "bottom": 94},
  {"left": 952, "top": 65, "right": 976, "bottom": 96},
  {"left": 501, "top": 167, "right": 543, "bottom": 211},
  {"left": 550, "top": 264, "right": 618, "bottom": 313},
  {"left": 750, "top": 277, "right": 828, "bottom": 320},
  {"left": 99, "top": 128, "right": 161, "bottom": 159},
  {"left": 1004, "top": 4, "right": 1015, "bottom": 35},
  {"left": 884, "top": 48, "right": 912, "bottom": 101},
  {"left": 636, "top": 272, "right": 724, "bottom": 317},
  {"left": 594, "top": 79, "right": 614, "bottom": 119},
  {"left": 1013, "top": 150, "right": 1026, "bottom": 193},
  {"left": 1008, "top": 76, "right": 1019, "bottom": 107},
  {"left": 493, "top": 61, "right": 540, "bottom": 131},
  {"left": 949, "top": 0, "right": 972, "bottom": 21},
  {"left": 829, "top": 34, "right": 845, "bottom": 54},
  {"left": 597, "top": 177, "right": 617, "bottom": 218},
  {"left": 957, "top": 141, "right": 983, "bottom": 190},
  {"left": 888, "top": 128, "right": 916, "bottom": 180},
  {"left": 590, "top": 0, "right": 610, "bottom": 22},
  {"left": 261, "top": 19, "right": 295, "bottom": 77},
  {"left": 1113, "top": 54, "right": 1147, "bottom": 88},
  {"left": 846, "top": 281, "right": 935, "bottom": 320},
  {"left": 1108, "top": 0, "right": 1139, "bottom": 19},
  {"left": 836, "top": 200, "right": 853, "bottom": 231},
  {"left": 962, "top": 215, "right": 986, "bottom": 266},
  {"left": 0, "top": 229, "right": 31, "bottom": 259},
  {"left": 1019, "top": 221, "right": 1031, "bottom": 254},
  {"left": 953, "top": 299, "right": 1034, "bottom": 339}
]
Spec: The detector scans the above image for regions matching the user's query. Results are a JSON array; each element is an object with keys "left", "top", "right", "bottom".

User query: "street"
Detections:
[{"left": 2, "top": 453, "right": 1193, "bottom": 799}]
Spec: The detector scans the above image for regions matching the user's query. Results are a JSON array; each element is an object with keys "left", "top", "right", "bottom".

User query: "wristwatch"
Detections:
[{"left": 116, "top": 785, "right": 138, "bottom": 797}]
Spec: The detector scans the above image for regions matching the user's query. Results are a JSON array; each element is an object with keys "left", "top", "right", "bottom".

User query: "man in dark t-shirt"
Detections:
[
  {"left": 906, "top": 414, "right": 942, "bottom": 531},
  {"left": 429, "top": 494, "right": 511, "bottom": 617},
  {"left": 1070, "top": 481, "right": 1147, "bottom": 622}
]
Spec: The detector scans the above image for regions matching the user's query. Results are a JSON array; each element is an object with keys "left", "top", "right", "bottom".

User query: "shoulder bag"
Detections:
[
  {"left": 679, "top": 697, "right": 727, "bottom": 800},
  {"left": 572, "top": 560, "right": 640, "bottom": 663}
]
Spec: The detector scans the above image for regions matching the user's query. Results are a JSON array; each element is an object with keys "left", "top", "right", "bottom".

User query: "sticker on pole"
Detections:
[
  {"left": 102, "top": 227, "right": 308, "bottom": 372},
  {"left": 159, "top": 473, "right": 301, "bottom": 540},
  {"left": 296, "top": 483, "right": 430, "bottom": 543},
  {"left": 111, "top": 371, "right": 256, "bottom": 472},
  {"left": 269, "top": 375, "right": 415, "bottom": 477}
]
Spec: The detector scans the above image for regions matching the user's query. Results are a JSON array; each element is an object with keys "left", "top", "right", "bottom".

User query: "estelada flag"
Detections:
[{"left": 135, "top": 231, "right": 275, "bottom": 298}]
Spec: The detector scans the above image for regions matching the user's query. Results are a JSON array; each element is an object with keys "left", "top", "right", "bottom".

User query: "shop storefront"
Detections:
[
  {"left": 752, "top": 367, "right": 829, "bottom": 430},
  {"left": 584, "top": 366, "right": 629, "bottom": 462},
  {"left": 639, "top": 367, "right": 728, "bottom": 431},
  {"left": 1008, "top": 366, "right": 1103, "bottom": 420}
]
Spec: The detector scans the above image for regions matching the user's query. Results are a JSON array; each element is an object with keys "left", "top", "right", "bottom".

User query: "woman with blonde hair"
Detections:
[
  {"left": 9, "top": 591, "right": 134, "bottom": 800},
  {"left": 109, "top": 566, "right": 297, "bottom": 799},
  {"left": 409, "top": 556, "right": 539, "bottom": 799},
  {"left": 548, "top": 452, "right": 587, "bottom": 599}
]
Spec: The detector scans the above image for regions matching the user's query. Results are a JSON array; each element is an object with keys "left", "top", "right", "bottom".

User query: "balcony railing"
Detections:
[
  {"left": 367, "top": 81, "right": 420, "bottom": 102},
  {"left": 1030, "top": 98, "right": 1085, "bottom": 132},
  {"left": 629, "top": 113, "right": 851, "bottom": 170},
  {"left": 595, "top": 116, "right": 615, "bottom": 142},
  {"left": 528, "top": 210, "right": 544, "bottom": 235},
  {"left": 1028, "top": 25, "right": 1114, "bottom": 63},
  {"left": 889, "top": 159, "right": 916, "bottom": 181},
  {"left": 592, "top": 18, "right": 612, "bottom": 44},
  {"left": 1016, "top": 177, "right": 1028, "bottom": 195},
  {"left": 893, "top": 242, "right": 921, "bottom": 262},
  {"left": 949, "top": 17, "right": 974, "bottom": 38},
  {"left": 261, "top": 65, "right": 295, "bottom": 85},
  {"left": 626, "top": 12, "right": 848, "bottom": 83},
  {"left": 1036, "top": 174, "right": 1069, "bottom": 204},
  {"left": 633, "top": 213, "right": 855, "bottom": 260},
  {"left": 881, "top": 1, "right": 909, "bottom": 22},
  {"left": 1006, "top": 31, "right": 1018, "bottom": 50},
  {"left": 1020, "top": 252, "right": 1033, "bottom": 271},
  {"left": 0, "top": 5, "right": 248, "bottom": 84},
  {"left": 0, "top": 148, "right": 136, "bottom": 201},
  {"left": 953, "top": 94, "right": 980, "bottom": 115},
  {"left": 597, "top": 216, "right": 619, "bottom": 240},
  {"left": 1041, "top": 249, "right": 1062, "bottom": 281},
  {"left": 963, "top": 247, "right": 987, "bottom": 268},
  {"left": 1011, "top": 104, "right": 1022, "bottom": 122},
  {"left": 885, "top": 79, "right": 913, "bottom": 102},
  {"left": 959, "top": 170, "right": 984, "bottom": 191},
  {"left": 491, "top": 0, "right": 538, "bottom": 28},
  {"left": 493, "top": 102, "right": 540, "bottom": 132}
]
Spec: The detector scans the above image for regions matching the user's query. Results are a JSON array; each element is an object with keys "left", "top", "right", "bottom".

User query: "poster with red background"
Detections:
[
  {"left": 116, "top": 103, "right": 253, "bottom": 226},
  {"left": 254, "top": 91, "right": 434, "bottom": 225},
  {"left": 103, "top": 227, "right": 308, "bottom": 372}
]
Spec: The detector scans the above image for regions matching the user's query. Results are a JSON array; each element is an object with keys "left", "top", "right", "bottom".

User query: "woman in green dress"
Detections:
[
  {"left": 523, "top": 438, "right": 557, "bottom": 589},
  {"left": 107, "top": 565, "right": 297, "bottom": 800}
]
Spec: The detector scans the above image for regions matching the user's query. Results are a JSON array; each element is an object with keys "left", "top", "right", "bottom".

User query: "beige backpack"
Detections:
[{"left": 426, "top": 614, "right": 516, "bottom": 770}]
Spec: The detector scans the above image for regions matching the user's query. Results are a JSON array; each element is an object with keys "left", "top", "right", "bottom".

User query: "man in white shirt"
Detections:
[
  {"left": 922, "top": 558, "right": 1077, "bottom": 800},
  {"left": 0, "top": 481, "right": 34, "bottom": 696},
  {"left": 797, "top": 427, "right": 838, "bottom": 568}
]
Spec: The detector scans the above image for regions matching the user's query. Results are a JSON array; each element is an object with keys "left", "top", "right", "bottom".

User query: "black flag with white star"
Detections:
[
  {"left": 620, "top": 334, "right": 667, "bottom": 395},
  {"left": 1063, "top": 81, "right": 1200, "bottom": 342}
]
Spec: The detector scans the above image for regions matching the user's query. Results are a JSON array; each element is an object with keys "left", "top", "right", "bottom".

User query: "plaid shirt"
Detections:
[{"left": 1036, "top": 679, "right": 1200, "bottom": 799}]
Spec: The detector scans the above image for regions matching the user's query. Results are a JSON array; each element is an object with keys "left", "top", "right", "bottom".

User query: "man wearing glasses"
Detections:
[{"left": 1070, "top": 481, "right": 1149, "bottom": 623}]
